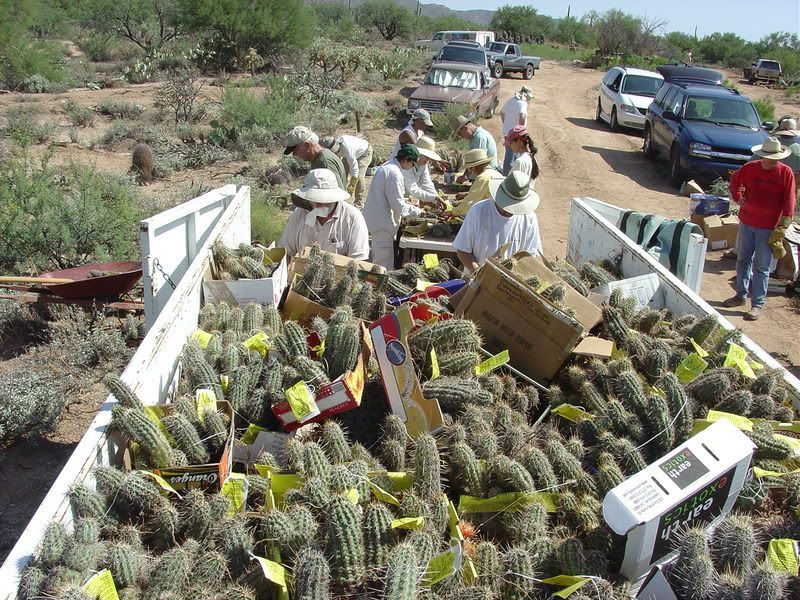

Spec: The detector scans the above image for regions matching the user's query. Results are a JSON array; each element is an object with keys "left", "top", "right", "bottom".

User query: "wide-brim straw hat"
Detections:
[
  {"left": 772, "top": 118, "right": 799, "bottom": 138},
  {"left": 454, "top": 115, "right": 472, "bottom": 134},
  {"left": 462, "top": 148, "right": 493, "bottom": 170},
  {"left": 752, "top": 136, "right": 792, "bottom": 160},
  {"left": 490, "top": 171, "right": 539, "bottom": 215},
  {"left": 292, "top": 168, "right": 350, "bottom": 204},
  {"left": 515, "top": 85, "right": 533, "bottom": 100},
  {"left": 415, "top": 135, "right": 442, "bottom": 161}
]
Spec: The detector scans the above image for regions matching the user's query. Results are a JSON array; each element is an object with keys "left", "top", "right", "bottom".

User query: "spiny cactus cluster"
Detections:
[
  {"left": 385, "top": 257, "right": 462, "bottom": 297},
  {"left": 212, "top": 240, "right": 280, "bottom": 280}
]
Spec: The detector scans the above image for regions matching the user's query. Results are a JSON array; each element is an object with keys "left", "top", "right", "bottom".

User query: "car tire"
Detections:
[
  {"left": 610, "top": 107, "right": 620, "bottom": 132},
  {"left": 670, "top": 146, "right": 685, "bottom": 188},
  {"left": 492, "top": 63, "right": 504, "bottom": 79},
  {"left": 642, "top": 126, "right": 656, "bottom": 160},
  {"left": 523, "top": 64, "right": 534, "bottom": 79},
  {"left": 595, "top": 99, "right": 603, "bottom": 123}
]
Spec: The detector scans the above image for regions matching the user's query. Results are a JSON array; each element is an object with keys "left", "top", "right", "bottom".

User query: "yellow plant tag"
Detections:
[
  {"left": 675, "top": 352, "right": 708, "bottom": 383},
  {"left": 458, "top": 492, "right": 559, "bottom": 514},
  {"left": 243, "top": 331, "right": 270, "bottom": 356},
  {"left": 384, "top": 471, "right": 413, "bottom": 490},
  {"left": 139, "top": 470, "right": 180, "bottom": 497},
  {"left": 766, "top": 539, "right": 800, "bottom": 576},
  {"left": 391, "top": 516, "right": 425, "bottom": 530},
  {"left": 750, "top": 360, "right": 764, "bottom": 371},
  {"left": 430, "top": 348, "right": 441, "bottom": 380},
  {"left": 82, "top": 569, "right": 119, "bottom": 600},
  {"left": 447, "top": 501, "right": 461, "bottom": 539},
  {"left": 143, "top": 406, "right": 174, "bottom": 444},
  {"left": 646, "top": 385, "right": 665, "bottom": 396},
  {"left": 196, "top": 389, "right": 217, "bottom": 423},
  {"left": 422, "top": 253, "right": 440, "bottom": 269},
  {"left": 284, "top": 381, "right": 320, "bottom": 423},
  {"left": 535, "top": 280, "right": 551, "bottom": 294},
  {"left": 311, "top": 339, "right": 325, "bottom": 358},
  {"left": 345, "top": 488, "right": 360, "bottom": 504},
  {"left": 423, "top": 544, "right": 462, "bottom": 586},
  {"left": 253, "top": 556, "right": 288, "bottom": 590},
  {"left": 724, "top": 342, "right": 748, "bottom": 367},
  {"left": 706, "top": 410, "right": 754, "bottom": 431},
  {"left": 416, "top": 279, "right": 434, "bottom": 292},
  {"left": 753, "top": 466, "right": 800, "bottom": 478},
  {"left": 689, "top": 338, "right": 709, "bottom": 358},
  {"left": 552, "top": 403, "right": 594, "bottom": 423},
  {"left": 221, "top": 473, "right": 249, "bottom": 515},
  {"left": 775, "top": 434, "right": 800, "bottom": 452},
  {"left": 369, "top": 482, "right": 400, "bottom": 506},
  {"left": 610, "top": 343, "right": 628, "bottom": 360},
  {"left": 220, "top": 374, "right": 229, "bottom": 392},
  {"left": 191, "top": 330, "right": 213, "bottom": 349},
  {"left": 269, "top": 473, "right": 302, "bottom": 506},
  {"left": 474, "top": 350, "right": 510, "bottom": 376},
  {"left": 240, "top": 423, "right": 268, "bottom": 445},
  {"left": 540, "top": 575, "right": 592, "bottom": 598}
]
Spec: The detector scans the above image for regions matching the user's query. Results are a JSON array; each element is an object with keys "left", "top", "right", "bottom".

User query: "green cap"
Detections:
[{"left": 397, "top": 143, "right": 420, "bottom": 162}]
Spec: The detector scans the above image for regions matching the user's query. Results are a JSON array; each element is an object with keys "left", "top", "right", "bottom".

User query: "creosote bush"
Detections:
[{"left": 0, "top": 369, "right": 68, "bottom": 448}]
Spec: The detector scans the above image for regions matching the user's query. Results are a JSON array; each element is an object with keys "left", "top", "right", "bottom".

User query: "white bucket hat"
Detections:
[
  {"left": 771, "top": 118, "right": 799, "bottom": 138},
  {"left": 489, "top": 171, "right": 540, "bottom": 215},
  {"left": 415, "top": 136, "right": 442, "bottom": 161},
  {"left": 292, "top": 169, "right": 350, "bottom": 204},
  {"left": 752, "top": 136, "right": 792, "bottom": 160}
]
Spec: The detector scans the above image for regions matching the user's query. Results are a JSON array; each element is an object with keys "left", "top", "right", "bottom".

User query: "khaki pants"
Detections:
[
  {"left": 344, "top": 145, "right": 373, "bottom": 208},
  {"left": 370, "top": 229, "right": 397, "bottom": 269}
]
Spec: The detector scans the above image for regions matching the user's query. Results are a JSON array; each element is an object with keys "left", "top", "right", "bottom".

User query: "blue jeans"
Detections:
[
  {"left": 502, "top": 143, "right": 515, "bottom": 175},
  {"left": 735, "top": 223, "right": 772, "bottom": 308}
]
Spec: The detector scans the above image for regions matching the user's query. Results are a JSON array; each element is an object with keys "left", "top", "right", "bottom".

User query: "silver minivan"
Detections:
[
  {"left": 596, "top": 67, "right": 664, "bottom": 131},
  {"left": 416, "top": 31, "right": 495, "bottom": 52}
]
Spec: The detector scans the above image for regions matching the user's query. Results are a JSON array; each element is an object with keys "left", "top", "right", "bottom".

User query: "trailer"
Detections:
[{"left": 1, "top": 192, "right": 798, "bottom": 597}]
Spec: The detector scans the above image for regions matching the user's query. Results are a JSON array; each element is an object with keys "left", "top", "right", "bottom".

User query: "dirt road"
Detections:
[{"left": 481, "top": 62, "right": 798, "bottom": 373}]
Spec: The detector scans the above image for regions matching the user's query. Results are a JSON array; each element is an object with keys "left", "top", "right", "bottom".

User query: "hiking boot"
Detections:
[
  {"left": 723, "top": 295, "right": 746, "bottom": 308},
  {"left": 744, "top": 306, "right": 762, "bottom": 321}
]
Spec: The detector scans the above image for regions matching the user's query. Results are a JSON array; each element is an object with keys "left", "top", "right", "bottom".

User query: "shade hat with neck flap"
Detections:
[
  {"left": 489, "top": 170, "right": 540, "bottom": 215},
  {"left": 771, "top": 118, "right": 799, "bottom": 138},
  {"left": 752, "top": 136, "right": 792, "bottom": 160},
  {"left": 292, "top": 168, "right": 350, "bottom": 225}
]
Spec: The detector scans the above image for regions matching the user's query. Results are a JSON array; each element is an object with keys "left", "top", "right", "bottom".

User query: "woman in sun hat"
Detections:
[
  {"left": 278, "top": 168, "right": 369, "bottom": 260},
  {"left": 450, "top": 148, "right": 505, "bottom": 217},
  {"left": 724, "top": 136, "right": 796, "bottom": 321},
  {"left": 505, "top": 125, "right": 540, "bottom": 182},
  {"left": 403, "top": 135, "right": 447, "bottom": 207},
  {"left": 453, "top": 170, "right": 542, "bottom": 273}
]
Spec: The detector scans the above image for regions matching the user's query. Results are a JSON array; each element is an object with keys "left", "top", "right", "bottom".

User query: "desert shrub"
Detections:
[
  {"left": 250, "top": 192, "right": 288, "bottom": 245},
  {"left": 214, "top": 83, "right": 297, "bottom": 148},
  {"left": 431, "top": 102, "right": 471, "bottom": 141},
  {"left": 0, "top": 154, "right": 141, "bottom": 272},
  {"left": 365, "top": 47, "right": 427, "bottom": 81},
  {"left": 63, "top": 100, "right": 95, "bottom": 127},
  {"left": 708, "top": 178, "right": 731, "bottom": 197},
  {"left": 96, "top": 120, "right": 136, "bottom": 147},
  {"left": 175, "top": 143, "right": 233, "bottom": 169},
  {"left": 122, "top": 55, "right": 159, "bottom": 83},
  {"left": 20, "top": 74, "right": 50, "bottom": 93},
  {"left": 358, "top": 0, "right": 412, "bottom": 41},
  {"left": 4, "top": 106, "right": 55, "bottom": 145},
  {"left": 48, "top": 306, "right": 131, "bottom": 369},
  {"left": 155, "top": 68, "right": 205, "bottom": 124},
  {"left": 753, "top": 98, "right": 775, "bottom": 123},
  {"left": 0, "top": 0, "right": 66, "bottom": 89},
  {"left": 96, "top": 98, "right": 144, "bottom": 119},
  {"left": 79, "top": 33, "right": 119, "bottom": 62},
  {"left": 0, "top": 369, "right": 69, "bottom": 448}
]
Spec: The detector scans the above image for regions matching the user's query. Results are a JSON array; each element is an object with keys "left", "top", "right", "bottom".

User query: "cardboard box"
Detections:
[
  {"left": 690, "top": 213, "right": 739, "bottom": 250},
  {"left": 369, "top": 303, "right": 445, "bottom": 438},
  {"left": 123, "top": 401, "right": 234, "bottom": 492},
  {"left": 281, "top": 275, "right": 335, "bottom": 326},
  {"left": 454, "top": 257, "right": 601, "bottom": 382},
  {"left": 271, "top": 322, "right": 373, "bottom": 431},
  {"left": 595, "top": 273, "right": 664, "bottom": 308},
  {"left": 288, "top": 246, "right": 386, "bottom": 282},
  {"left": 203, "top": 247, "right": 288, "bottom": 306},
  {"left": 602, "top": 419, "right": 755, "bottom": 582},
  {"left": 636, "top": 566, "right": 678, "bottom": 600}
]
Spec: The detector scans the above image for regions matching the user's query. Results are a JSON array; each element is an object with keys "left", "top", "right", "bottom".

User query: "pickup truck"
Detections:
[
  {"left": 743, "top": 59, "right": 782, "bottom": 84},
  {"left": 484, "top": 42, "right": 541, "bottom": 79}
]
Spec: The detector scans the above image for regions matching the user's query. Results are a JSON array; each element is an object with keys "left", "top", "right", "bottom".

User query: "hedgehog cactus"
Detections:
[
  {"left": 501, "top": 546, "right": 537, "bottom": 600},
  {"left": 163, "top": 413, "right": 210, "bottom": 465},
  {"left": 669, "top": 527, "right": 717, "bottom": 600},
  {"left": 294, "top": 547, "right": 332, "bottom": 600},
  {"left": 302, "top": 442, "right": 333, "bottom": 481},
  {"left": 182, "top": 340, "right": 224, "bottom": 401},
  {"left": 323, "top": 315, "right": 361, "bottom": 379},
  {"left": 745, "top": 563, "right": 788, "bottom": 600},
  {"left": 147, "top": 543, "right": 194, "bottom": 594},
  {"left": 450, "top": 441, "right": 487, "bottom": 497},
  {"left": 711, "top": 514, "right": 756, "bottom": 575},
  {"left": 421, "top": 377, "right": 493, "bottom": 410},
  {"left": 363, "top": 502, "right": 397, "bottom": 571},
  {"left": 106, "top": 543, "right": 146, "bottom": 589},
  {"left": 103, "top": 373, "right": 144, "bottom": 409},
  {"left": 325, "top": 495, "right": 366, "bottom": 585},
  {"left": 321, "top": 421, "right": 352, "bottom": 464},
  {"left": 68, "top": 484, "right": 107, "bottom": 519},
  {"left": 113, "top": 406, "right": 173, "bottom": 467},
  {"left": 413, "top": 434, "right": 442, "bottom": 499},
  {"left": 384, "top": 543, "right": 420, "bottom": 599},
  {"left": 557, "top": 537, "right": 587, "bottom": 575}
]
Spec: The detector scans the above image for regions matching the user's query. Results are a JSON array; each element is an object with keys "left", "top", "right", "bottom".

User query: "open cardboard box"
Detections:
[
  {"left": 454, "top": 253, "right": 603, "bottom": 382},
  {"left": 271, "top": 322, "right": 373, "bottom": 432},
  {"left": 122, "top": 400, "right": 234, "bottom": 492},
  {"left": 203, "top": 246, "right": 288, "bottom": 306},
  {"left": 288, "top": 246, "right": 387, "bottom": 283},
  {"left": 602, "top": 419, "right": 755, "bottom": 582},
  {"left": 281, "top": 274, "right": 335, "bottom": 326},
  {"left": 690, "top": 213, "right": 739, "bottom": 250}
]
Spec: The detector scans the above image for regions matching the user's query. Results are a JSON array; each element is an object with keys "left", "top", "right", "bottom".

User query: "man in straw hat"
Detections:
[
  {"left": 767, "top": 117, "right": 800, "bottom": 173},
  {"left": 278, "top": 169, "right": 370, "bottom": 260},
  {"left": 454, "top": 115, "right": 498, "bottom": 173},
  {"left": 453, "top": 170, "right": 542, "bottom": 273},
  {"left": 284, "top": 126, "right": 347, "bottom": 190},
  {"left": 723, "top": 136, "right": 796, "bottom": 320},
  {"left": 362, "top": 144, "right": 424, "bottom": 268},
  {"left": 320, "top": 134, "right": 374, "bottom": 207},
  {"left": 391, "top": 108, "right": 434, "bottom": 158},
  {"left": 500, "top": 85, "right": 532, "bottom": 174},
  {"left": 404, "top": 136, "right": 447, "bottom": 207},
  {"left": 450, "top": 148, "right": 504, "bottom": 217}
]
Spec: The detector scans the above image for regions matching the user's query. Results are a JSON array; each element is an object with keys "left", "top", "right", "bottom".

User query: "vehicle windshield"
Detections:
[
  {"left": 621, "top": 75, "right": 663, "bottom": 97},
  {"left": 684, "top": 96, "right": 761, "bottom": 128},
  {"left": 487, "top": 42, "right": 507, "bottom": 53},
  {"left": 438, "top": 46, "right": 485, "bottom": 65},
  {"left": 425, "top": 68, "right": 479, "bottom": 89}
]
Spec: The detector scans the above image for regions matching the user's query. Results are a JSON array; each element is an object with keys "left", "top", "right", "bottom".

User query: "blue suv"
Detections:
[{"left": 643, "top": 69, "right": 770, "bottom": 186}]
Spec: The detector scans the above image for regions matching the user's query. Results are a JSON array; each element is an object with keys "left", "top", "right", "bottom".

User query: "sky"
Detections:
[{"left": 443, "top": 0, "right": 800, "bottom": 42}]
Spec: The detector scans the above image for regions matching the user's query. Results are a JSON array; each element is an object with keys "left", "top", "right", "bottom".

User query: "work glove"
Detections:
[
  {"left": 768, "top": 216, "right": 793, "bottom": 259},
  {"left": 347, "top": 177, "right": 358, "bottom": 196}
]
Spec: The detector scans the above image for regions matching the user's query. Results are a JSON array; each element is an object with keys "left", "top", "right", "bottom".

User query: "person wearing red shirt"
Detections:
[{"left": 724, "top": 137, "right": 796, "bottom": 320}]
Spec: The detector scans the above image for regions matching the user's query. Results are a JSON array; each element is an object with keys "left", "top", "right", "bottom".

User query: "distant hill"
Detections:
[{"left": 317, "top": 0, "right": 494, "bottom": 26}]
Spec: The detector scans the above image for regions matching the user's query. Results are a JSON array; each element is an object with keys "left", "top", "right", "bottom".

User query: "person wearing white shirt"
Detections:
[
  {"left": 505, "top": 125, "right": 540, "bottom": 184},
  {"left": 500, "top": 85, "right": 532, "bottom": 174},
  {"left": 362, "top": 144, "right": 424, "bottom": 268},
  {"left": 320, "top": 135, "right": 374, "bottom": 208},
  {"left": 390, "top": 108, "right": 433, "bottom": 158},
  {"left": 278, "top": 169, "right": 369, "bottom": 260},
  {"left": 453, "top": 171, "right": 542, "bottom": 273},
  {"left": 405, "top": 136, "right": 446, "bottom": 207}
]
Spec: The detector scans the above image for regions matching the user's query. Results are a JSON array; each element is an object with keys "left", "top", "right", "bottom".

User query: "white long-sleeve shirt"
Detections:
[
  {"left": 362, "top": 158, "right": 423, "bottom": 234},
  {"left": 404, "top": 163, "right": 438, "bottom": 204},
  {"left": 278, "top": 201, "right": 369, "bottom": 260},
  {"left": 337, "top": 135, "right": 371, "bottom": 179}
]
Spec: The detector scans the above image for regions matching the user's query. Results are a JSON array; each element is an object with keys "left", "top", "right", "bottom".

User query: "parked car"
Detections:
[
  {"left": 407, "top": 61, "right": 500, "bottom": 117},
  {"left": 643, "top": 78, "right": 771, "bottom": 186},
  {"left": 416, "top": 30, "right": 495, "bottom": 52},
  {"left": 743, "top": 59, "right": 782, "bottom": 84},
  {"left": 484, "top": 42, "right": 541, "bottom": 79},
  {"left": 435, "top": 44, "right": 491, "bottom": 71},
  {"left": 596, "top": 67, "right": 664, "bottom": 131}
]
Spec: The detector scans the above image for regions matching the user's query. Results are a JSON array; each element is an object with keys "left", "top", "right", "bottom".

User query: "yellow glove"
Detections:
[
  {"left": 768, "top": 216, "right": 792, "bottom": 259},
  {"left": 347, "top": 177, "right": 358, "bottom": 195}
]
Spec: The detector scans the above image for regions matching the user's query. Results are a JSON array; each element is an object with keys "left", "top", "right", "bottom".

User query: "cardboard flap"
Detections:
[
  {"left": 573, "top": 336, "right": 613, "bottom": 358},
  {"left": 704, "top": 214, "right": 723, "bottom": 228}
]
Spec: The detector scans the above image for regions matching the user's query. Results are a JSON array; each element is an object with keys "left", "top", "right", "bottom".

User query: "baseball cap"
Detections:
[
  {"left": 284, "top": 125, "right": 319, "bottom": 155},
  {"left": 397, "top": 143, "right": 420, "bottom": 162}
]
